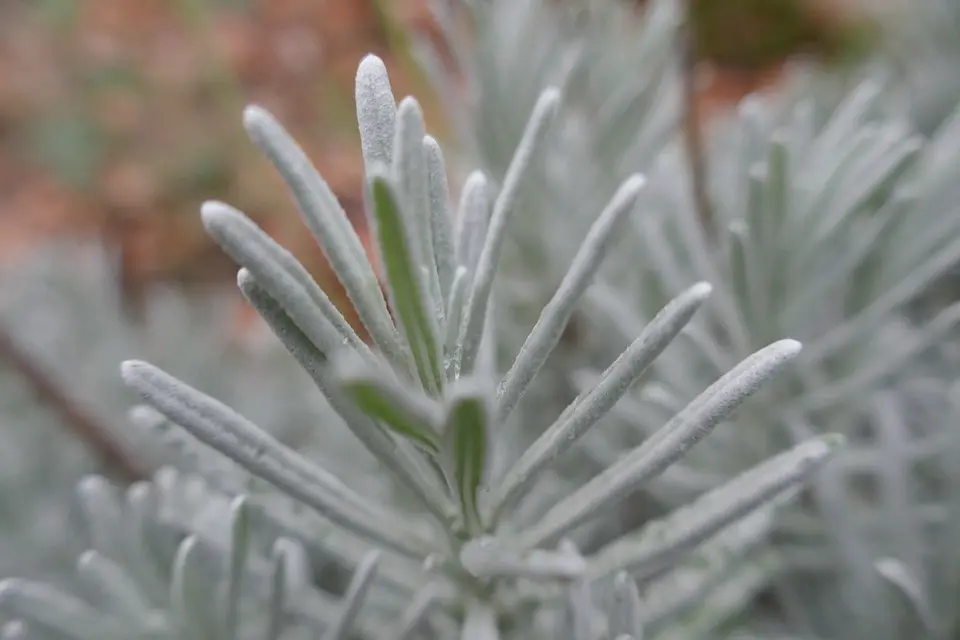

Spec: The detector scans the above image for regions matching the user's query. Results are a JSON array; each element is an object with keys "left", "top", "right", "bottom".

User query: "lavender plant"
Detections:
[{"left": 0, "top": 54, "right": 840, "bottom": 639}]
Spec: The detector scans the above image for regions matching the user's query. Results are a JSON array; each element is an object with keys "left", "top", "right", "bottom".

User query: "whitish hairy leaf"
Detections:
[
  {"left": 266, "top": 541, "right": 288, "bottom": 640},
  {"left": 518, "top": 339, "right": 803, "bottom": 547},
  {"left": 389, "top": 583, "right": 441, "bottom": 640},
  {"left": 564, "top": 579, "right": 606, "bottom": 640},
  {"left": 457, "top": 87, "right": 561, "bottom": 375},
  {"left": 74, "top": 476, "right": 156, "bottom": 592},
  {"left": 459, "top": 536, "right": 587, "bottom": 581},
  {"left": 445, "top": 266, "right": 470, "bottom": 356},
  {"left": 875, "top": 557, "right": 937, "bottom": 635},
  {"left": 610, "top": 572, "right": 644, "bottom": 639},
  {"left": 492, "top": 282, "right": 713, "bottom": 522},
  {"left": 454, "top": 171, "right": 492, "bottom": 280},
  {"left": 355, "top": 54, "right": 396, "bottom": 169},
  {"left": 444, "top": 379, "right": 491, "bottom": 534},
  {"left": 587, "top": 434, "right": 842, "bottom": 581},
  {"left": 424, "top": 135, "right": 456, "bottom": 302},
  {"left": 322, "top": 551, "right": 381, "bottom": 640},
  {"left": 335, "top": 351, "right": 443, "bottom": 454},
  {"left": 200, "top": 201, "right": 369, "bottom": 359},
  {"left": 121, "top": 360, "right": 434, "bottom": 560},
  {"left": 224, "top": 496, "right": 251, "bottom": 639},
  {"left": 463, "top": 600, "right": 499, "bottom": 640},
  {"left": 497, "top": 174, "right": 647, "bottom": 424},
  {"left": 369, "top": 172, "right": 445, "bottom": 395},
  {"left": 242, "top": 105, "right": 406, "bottom": 371},
  {"left": 75, "top": 551, "right": 153, "bottom": 624},
  {"left": 0, "top": 579, "right": 145, "bottom": 640},
  {"left": 172, "top": 535, "right": 219, "bottom": 637},
  {"left": 237, "top": 270, "right": 455, "bottom": 524},
  {"left": 393, "top": 97, "right": 441, "bottom": 314}
]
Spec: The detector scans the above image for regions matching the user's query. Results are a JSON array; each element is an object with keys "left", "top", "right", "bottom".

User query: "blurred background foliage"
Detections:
[
  {"left": 0, "top": 0, "right": 879, "bottom": 301},
  {"left": 0, "top": 0, "right": 912, "bottom": 473}
]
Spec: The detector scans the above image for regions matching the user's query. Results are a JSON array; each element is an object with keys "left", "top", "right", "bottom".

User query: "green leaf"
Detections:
[
  {"left": 443, "top": 379, "right": 491, "bottom": 533},
  {"left": 369, "top": 172, "right": 445, "bottom": 395},
  {"left": 335, "top": 352, "right": 443, "bottom": 454}
]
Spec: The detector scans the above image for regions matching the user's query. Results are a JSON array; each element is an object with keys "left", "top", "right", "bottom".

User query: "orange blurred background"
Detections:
[{"left": 0, "top": 0, "right": 872, "bottom": 341}]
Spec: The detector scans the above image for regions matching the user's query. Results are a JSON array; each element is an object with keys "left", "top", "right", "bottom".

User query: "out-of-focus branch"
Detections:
[{"left": 0, "top": 325, "right": 146, "bottom": 483}]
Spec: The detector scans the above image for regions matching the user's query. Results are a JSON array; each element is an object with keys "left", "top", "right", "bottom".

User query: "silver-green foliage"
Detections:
[
  {"left": 0, "top": 241, "right": 338, "bottom": 468},
  {"left": 0, "top": 242, "right": 344, "bottom": 588},
  {"left": 0, "top": 469, "right": 357, "bottom": 640},
  {"left": 423, "top": 2, "right": 960, "bottom": 636},
  {"left": 417, "top": 0, "right": 682, "bottom": 365},
  {"left": 573, "top": 69, "right": 960, "bottom": 638},
  {"left": 0, "top": 365, "right": 95, "bottom": 586},
  {"left": 861, "top": 0, "right": 960, "bottom": 132},
  {"left": 0, "top": 54, "right": 842, "bottom": 639}
]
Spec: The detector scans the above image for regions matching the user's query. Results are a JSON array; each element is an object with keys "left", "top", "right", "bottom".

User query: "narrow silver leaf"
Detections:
[
  {"left": 610, "top": 572, "right": 644, "bottom": 640},
  {"left": 121, "top": 360, "right": 435, "bottom": 560},
  {"left": 457, "top": 87, "right": 561, "bottom": 375},
  {"left": 75, "top": 551, "right": 153, "bottom": 624},
  {"left": 445, "top": 266, "right": 470, "bottom": 357},
  {"left": 390, "top": 582, "right": 441, "bottom": 640},
  {"left": 459, "top": 537, "right": 586, "bottom": 581},
  {"left": 462, "top": 599, "right": 499, "bottom": 640},
  {"left": 242, "top": 105, "right": 407, "bottom": 371},
  {"left": 586, "top": 435, "right": 841, "bottom": 581},
  {"left": 237, "top": 271, "right": 456, "bottom": 525},
  {"left": 224, "top": 496, "right": 251, "bottom": 640},
  {"left": 453, "top": 171, "right": 491, "bottom": 279},
  {"left": 201, "top": 201, "right": 370, "bottom": 358},
  {"left": 497, "top": 174, "right": 646, "bottom": 423},
  {"left": 322, "top": 551, "right": 381, "bottom": 640},
  {"left": 518, "top": 339, "right": 803, "bottom": 547},
  {"left": 424, "top": 135, "right": 456, "bottom": 302},
  {"left": 172, "top": 536, "right": 219, "bottom": 637},
  {"left": 355, "top": 54, "right": 396, "bottom": 170},
  {"left": 875, "top": 557, "right": 938, "bottom": 635},
  {"left": 0, "top": 579, "right": 133, "bottom": 640},
  {"left": 266, "top": 541, "right": 288, "bottom": 640},
  {"left": 491, "top": 283, "right": 712, "bottom": 522}
]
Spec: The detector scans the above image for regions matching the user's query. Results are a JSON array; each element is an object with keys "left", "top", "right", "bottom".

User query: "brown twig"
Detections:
[
  {"left": 0, "top": 324, "right": 146, "bottom": 483},
  {"left": 680, "top": 0, "right": 717, "bottom": 239}
]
